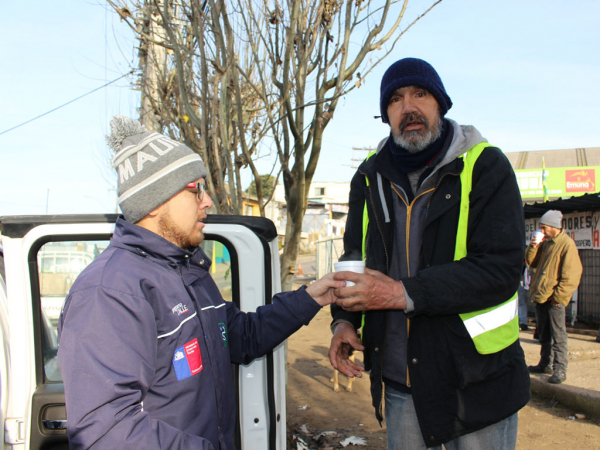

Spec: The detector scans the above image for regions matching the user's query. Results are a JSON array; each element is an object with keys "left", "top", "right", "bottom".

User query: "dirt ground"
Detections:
[{"left": 286, "top": 307, "right": 600, "bottom": 449}]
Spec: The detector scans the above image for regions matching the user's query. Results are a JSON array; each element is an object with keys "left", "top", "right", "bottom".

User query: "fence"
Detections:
[{"left": 315, "top": 237, "right": 344, "bottom": 280}]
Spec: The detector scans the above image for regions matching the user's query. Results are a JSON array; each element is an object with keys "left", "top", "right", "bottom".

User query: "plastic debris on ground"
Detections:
[
  {"left": 290, "top": 424, "right": 342, "bottom": 449},
  {"left": 315, "top": 431, "right": 338, "bottom": 440},
  {"left": 296, "top": 436, "right": 309, "bottom": 450},
  {"left": 340, "top": 436, "right": 367, "bottom": 447}
]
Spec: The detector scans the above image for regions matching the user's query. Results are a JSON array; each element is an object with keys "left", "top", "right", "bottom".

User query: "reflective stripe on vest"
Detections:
[{"left": 456, "top": 142, "right": 519, "bottom": 355}]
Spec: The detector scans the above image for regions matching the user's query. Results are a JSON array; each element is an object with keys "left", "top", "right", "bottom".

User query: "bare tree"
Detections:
[
  {"left": 109, "top": 0, "right": 442, "bottom": 290},
  {"left": 110, "top": 0, "right": 278, "bottom": 214},
  {"left": 235, "top": 0, "right": 442, "bottom": 289}
]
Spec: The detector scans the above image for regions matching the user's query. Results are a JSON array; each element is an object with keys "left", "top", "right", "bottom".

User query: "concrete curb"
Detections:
[
  {"left": 530, "top": 375, "right": 600, "bottom": 419},
  {"left": 565, "top": 327, "right": 599, "bottom": 338}
]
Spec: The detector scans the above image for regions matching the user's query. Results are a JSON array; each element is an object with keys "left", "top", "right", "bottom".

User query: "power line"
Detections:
[{"left": 0, "top": 70, "right": 134, "bottom": 136}]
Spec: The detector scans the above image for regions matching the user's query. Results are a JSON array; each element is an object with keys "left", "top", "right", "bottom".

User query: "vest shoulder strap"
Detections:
[{"left": 362, "top": 151, "right": 377, "bottom": 260}]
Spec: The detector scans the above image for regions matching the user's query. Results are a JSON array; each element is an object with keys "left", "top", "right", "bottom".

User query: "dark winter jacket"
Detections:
[
  {"left": 332, "top": 120, "right": 531, "bottom": 446},
  {"left": 58, "top": 218, "right": 321, "bottom": 450}
]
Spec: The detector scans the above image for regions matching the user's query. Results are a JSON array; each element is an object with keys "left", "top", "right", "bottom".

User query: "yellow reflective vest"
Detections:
[
  {"left": 361, "top": 142, "right": 519, "bottom": 354},
  {"left": 455, "top": 143, "right": 519, "bottom": 354}
]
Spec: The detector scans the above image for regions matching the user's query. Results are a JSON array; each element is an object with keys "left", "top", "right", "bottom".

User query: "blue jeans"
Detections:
[{"left": 385, "top": 385, "right": 518, "bottom": 450}]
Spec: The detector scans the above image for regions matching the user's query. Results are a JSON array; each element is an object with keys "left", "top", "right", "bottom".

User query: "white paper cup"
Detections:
[
  {"left": 531, "top": 230, "right": 544, "bottom": 244},
  {"left": 334, "top": 260, "right": 365, "bottom": 287}
]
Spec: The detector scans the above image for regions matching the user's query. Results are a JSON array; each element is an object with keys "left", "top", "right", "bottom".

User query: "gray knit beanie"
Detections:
[
  {"left": 107, "top": 116, "right": 208, "bottom": 223},
  {"left": 540, "top": 210, "right": 563, "bottom": 229}
]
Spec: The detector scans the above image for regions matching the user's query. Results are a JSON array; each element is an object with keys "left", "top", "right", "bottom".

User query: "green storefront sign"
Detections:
[{"left": 515, "top": 166, "right": 599, "bottom": 199}]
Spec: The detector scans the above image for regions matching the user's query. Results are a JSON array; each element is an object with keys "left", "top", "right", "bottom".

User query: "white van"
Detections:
[{"left": 0, "top": 214, "right": 286, "bottom": 449}]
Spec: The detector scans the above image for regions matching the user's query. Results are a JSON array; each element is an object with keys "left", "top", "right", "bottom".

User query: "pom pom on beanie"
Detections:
[{"left": 107, "top": 116, "right": 208, "bottom": 223}]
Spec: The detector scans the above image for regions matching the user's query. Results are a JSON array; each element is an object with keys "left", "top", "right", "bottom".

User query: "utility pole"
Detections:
[
  {"left": 350, "top": 147, "right": 375, "bottom": 169},
  {"left": 136, "top": 1, "right": 167, "bottom": 132}
]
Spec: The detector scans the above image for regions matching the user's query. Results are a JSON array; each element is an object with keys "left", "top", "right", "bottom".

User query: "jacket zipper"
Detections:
[
  {"left": 177, "top": 261, "right": 224, "bottom": 432},
  {"left": 389, "top": 183, "right": 434, "bottom": 389},
  {"left": 390, "top": 183, "right": 435, "bottom": 278}
]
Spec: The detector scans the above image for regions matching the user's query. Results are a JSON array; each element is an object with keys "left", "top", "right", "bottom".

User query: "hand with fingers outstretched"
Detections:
[{"left": 328, "top": 321, "right": 365, "bottom": 379}]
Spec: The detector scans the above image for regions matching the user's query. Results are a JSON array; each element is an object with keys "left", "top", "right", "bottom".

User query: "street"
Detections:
[{"left": 286, "top": 308, "right": 600, "bottom": 450}]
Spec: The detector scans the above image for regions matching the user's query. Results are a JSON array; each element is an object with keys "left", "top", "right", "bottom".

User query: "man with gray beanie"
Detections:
[
  {"left": 526, "top": 210, "right": 582, "bottom": 384},
  {"left": 57, "top": 116, "right": 343, "bottom": 449},
  {"left": 329, "top": 57, "right": 530, "bottom": 449}
]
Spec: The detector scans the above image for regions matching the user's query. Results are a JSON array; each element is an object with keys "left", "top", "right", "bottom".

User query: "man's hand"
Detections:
[
  {"left": 328, "top": 322, "right": 365, "bottom": 378},
  {"left": 333, "top": 268, "right": 406, "bottom": 311},
  {"left": 305, "top": 272, "right": 346, "bottom": 307}
]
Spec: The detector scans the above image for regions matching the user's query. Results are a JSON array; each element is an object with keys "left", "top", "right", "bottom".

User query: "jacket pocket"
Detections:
[{"left": 442, "top": 316, "right": 513, "bottom": 389}]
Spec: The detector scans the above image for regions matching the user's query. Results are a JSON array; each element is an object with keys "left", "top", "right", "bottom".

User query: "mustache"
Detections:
[{"left": 399, "top": 112, "right": 430, "bottom": 132}]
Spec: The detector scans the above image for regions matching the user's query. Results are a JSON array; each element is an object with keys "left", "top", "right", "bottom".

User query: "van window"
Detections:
[
  {"left": 201, "top": 240, "right": 233, "bottom": 302},
  {"left": 37, "top": 240, "right": 110, "bottom": 382},
  {"left": 37, "top": 239, "right": 233, "bottom": 383}
]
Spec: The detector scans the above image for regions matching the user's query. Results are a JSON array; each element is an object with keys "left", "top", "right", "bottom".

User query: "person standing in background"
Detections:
[
  {"left": 526, "top": 210, "right": 582, "bottom": 384},
  {"left": 518, "top": 263, "right": 531, "bottom": 331}
]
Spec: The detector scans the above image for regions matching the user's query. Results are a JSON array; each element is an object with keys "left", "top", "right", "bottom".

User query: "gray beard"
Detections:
[{"left": 392, "top": 116, "right": 444, "bottom": 153}]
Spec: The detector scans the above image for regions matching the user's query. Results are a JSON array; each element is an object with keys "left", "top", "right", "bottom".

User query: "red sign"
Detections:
[{"left": 565, "top": 169, "right": 596, "bottom": 192}]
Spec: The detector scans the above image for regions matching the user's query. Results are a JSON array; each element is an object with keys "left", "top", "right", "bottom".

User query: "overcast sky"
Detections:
[{"left": 1, "top": 0, "right": 599, "bottom": 216}]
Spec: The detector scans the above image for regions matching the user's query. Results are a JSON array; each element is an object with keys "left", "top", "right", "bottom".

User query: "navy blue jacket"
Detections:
[{"left": 58, "top": 218, "right": 320, "bottom": 449}]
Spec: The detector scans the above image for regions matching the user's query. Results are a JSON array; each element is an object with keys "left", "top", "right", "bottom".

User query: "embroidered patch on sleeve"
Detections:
[
  {"left": 173, "top": 338, "right": 203, "bottom": 381},
  {"left": 218, "top": 322, "right": 228, "bottom": 347}
]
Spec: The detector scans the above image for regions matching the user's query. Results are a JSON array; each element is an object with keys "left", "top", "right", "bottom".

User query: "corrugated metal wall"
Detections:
[{"left": 577, "top": 249, "right": 600, "bottom": 323}]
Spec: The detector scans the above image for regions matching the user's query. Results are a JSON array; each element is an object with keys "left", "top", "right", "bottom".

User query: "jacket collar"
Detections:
[
  {"left": 361, "top": 119, "right": 487, "bottom": 181},
  {"left": 111, "top": 217, "right": 200, "bottom": 266},
  {"left": 548, "top": 229, "right": 567, "bottom": 244}
]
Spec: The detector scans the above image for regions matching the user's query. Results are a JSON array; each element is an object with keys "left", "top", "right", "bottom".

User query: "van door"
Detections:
[
  {"left": 0, "top": 270, "right": 11, "bottom": 447},
  {"left": 0, "top": 214, "right": 284, "bottom": 450}
]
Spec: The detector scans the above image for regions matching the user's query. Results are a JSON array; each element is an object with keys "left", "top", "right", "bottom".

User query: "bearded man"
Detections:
[
  {"left": 58, "top": 116, "right": 342, "bottom": 449},
  {"left": 329, "top": 58, "right": 530, "bottom": 449}
]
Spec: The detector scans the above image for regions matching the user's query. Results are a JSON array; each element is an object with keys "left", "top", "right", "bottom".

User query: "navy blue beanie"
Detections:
[{"left": 379, "top": 58, "right": 452, "bottom": 124}]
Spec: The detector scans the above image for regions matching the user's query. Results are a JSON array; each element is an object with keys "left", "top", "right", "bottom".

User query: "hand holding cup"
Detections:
[
  {"left": 333, "top": 260, "right": 365, "bottom": 286},
  {"left": 531, "top": 230, "right": 544, "bottom": 247}
]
